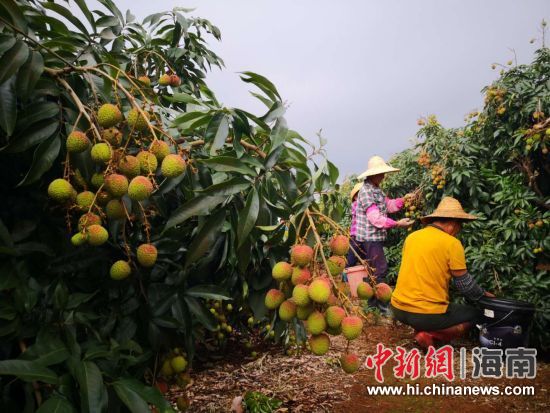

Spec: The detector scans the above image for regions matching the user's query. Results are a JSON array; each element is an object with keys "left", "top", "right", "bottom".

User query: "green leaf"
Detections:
[
  {"left": 17, "top": 134, "right": 61, "bottom": 186},
  {"left": 113, "top": 382, "right": 149, "bottom": 413},
  {"left": 15, "top": 102, "right": 60, "bottom": 131},
  {"left": 172, "top": 111, "right": 208, "bottom": 126},
  {"left": 42, "top": 2, "right": 90, "bottom": 37},
  {"left": 0, "top": 360, "right": 58, "bottom": 384},
  {"left": 185, "top": 209, "right": 226, "bottom": 268},
  {"left": 73, "top": 0, "right": 96, "bottom": 31},
  {"left": 0, "top": 40, "right": 29, "bottom": 85},
  {"left": 205, "top": 112, "right": 230, "bottom": 155},
  {"left": 16, "top": 51, "right": 45, "bottom": 100},
  {"left": 21, "top": 331, "right": 69, "bottom": 366},
  {"left": 75, "top": 361, "right": 105, "bottom": 413},
  {"left": 3, "top": 120, "right": 58, "bottom": 153},
  {"left": 0, "top": 76, "right": 16, "bottom": 136},
  {"left": 198, "top": 157, "right": 256, "bottom": 175},
  {"left": 164, "top": 195, "right": 225, "bottom": 231},
  {"left": 239, "top": 71, "right": 281, "bottom": 101},
  {"left": 269, "top": 117, "right": 288, "bottom": 151},
  {"left": 185, "top": 285, "right": 231, "bottom": 300},
  {"left": 36, "top": 396, "right": 77, "bottom": 413},
  {"left": 113, "top": 378, "right": 173, "bottom": 412},
  {"left": 0, "top": 35, "right": 16, "bottom": 58},
  {"left": 167, "top": 92, "right": 201, "bottom": 105},
  {"left": 237, "top": 187, "right": 260, "bottom": 247},
  {"left": 198, "top": 177, "right": 251, "bottom": 197},
  {"left": 0, "top": 0, "right": 28, "bottom": 32}
]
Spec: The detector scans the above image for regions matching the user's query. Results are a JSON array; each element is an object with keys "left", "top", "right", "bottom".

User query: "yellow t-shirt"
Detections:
[{"left": 391, "top": 225, "right": 466, "bottom": 314}]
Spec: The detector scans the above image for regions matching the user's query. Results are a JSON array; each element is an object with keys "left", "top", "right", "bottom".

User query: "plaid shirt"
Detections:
[{"left": 355, "top": 181, "right": 388, "bottom": 242}]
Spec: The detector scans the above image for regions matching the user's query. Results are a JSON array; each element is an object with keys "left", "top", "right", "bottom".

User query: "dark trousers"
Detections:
[
  {"left": 390, "top": 303, "right": 481, "bottom": 331},
  {"left": 346, "top": 238, "right": 388, "bottom": 283}
]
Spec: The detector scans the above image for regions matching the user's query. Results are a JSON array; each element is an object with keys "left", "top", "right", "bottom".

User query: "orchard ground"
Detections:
[{"left": 167, "top": 316, "right": 550, "bottom": 412}]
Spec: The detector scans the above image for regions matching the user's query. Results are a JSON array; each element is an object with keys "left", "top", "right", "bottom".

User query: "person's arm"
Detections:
[
  {"left": 366, "top": 204, "right": 413, "bottom": 229},
  {"left": 449, "top": 242, "right": 493, "bottom": 301},
  {"left": 385, "top": 197, "right": 404, "bottom": 213}
]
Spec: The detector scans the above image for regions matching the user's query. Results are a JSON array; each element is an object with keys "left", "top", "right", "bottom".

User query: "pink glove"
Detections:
[
  {"left": 385, "top": 197, "right": 404, "bottom": 213},
  {"left": 367, "top": 204, "right": 397, "bottom": 229}
]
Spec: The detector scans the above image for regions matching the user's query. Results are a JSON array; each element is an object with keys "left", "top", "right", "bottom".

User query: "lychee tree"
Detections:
[
  {"left": 382, "top": 44, "right": 550, "bottom": 350},
  {"left": 0, "top": 1, "right": 340, "bottom": 411}
]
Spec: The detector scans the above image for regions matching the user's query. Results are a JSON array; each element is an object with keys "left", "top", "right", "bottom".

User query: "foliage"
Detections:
[
  {"left": 243, "top": 391, "right": 282, "bottom": 413},
  {"left": 382, "top": 46, "right": 550, "bottom": 350},
  {"left": 0, "top": 0, "right": 339, "bottom": 411}
]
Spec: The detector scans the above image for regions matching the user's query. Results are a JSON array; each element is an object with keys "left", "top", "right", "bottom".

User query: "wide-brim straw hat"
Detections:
[
  {"left": 350, "top": 183, "right": 363, "bottom": 200},
  {"left": 420, "top": 196, "right": 477, "bottom": 224},
  {"left": 357, "top": 156, "right": 399, "bottom": 180}
]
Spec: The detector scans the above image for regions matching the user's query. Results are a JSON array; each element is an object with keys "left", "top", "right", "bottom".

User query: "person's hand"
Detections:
[
  {"left": 396, "top": 218, "right": 414, "bottom": 228},
  {"left": 484, "top": 291, "right": 495, "bottom": 298}
]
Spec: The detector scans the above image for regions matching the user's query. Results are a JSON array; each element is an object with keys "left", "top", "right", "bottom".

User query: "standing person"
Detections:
[
  {"left": 354, "top": 156, "right": 413, "bottom": 311},
  {"left": 346, "top": 182, "right": 364, "bottom": 268},
  {"left": 390, "top": 197, "right": 494, "bottom": 348}
]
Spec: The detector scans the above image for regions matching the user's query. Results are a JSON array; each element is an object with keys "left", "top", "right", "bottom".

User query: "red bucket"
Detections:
[{"left": 345, "top": 265, "right": 369, "bottom": 297}]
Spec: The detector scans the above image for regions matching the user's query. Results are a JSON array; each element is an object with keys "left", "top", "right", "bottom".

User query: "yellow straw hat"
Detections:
[
  {"left": 350, "top": 183, "right": 363, "bottom": 200},
  {"left": 357, "top": 156, "right": 399, "bottom": 180},
  {"left": 420, "top": 196, "right": 477, "bottom": 224}
]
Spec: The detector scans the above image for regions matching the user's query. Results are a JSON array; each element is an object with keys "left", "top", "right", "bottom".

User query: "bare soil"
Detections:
[{"left": 168, "top": 318, "right": 549, "bottom": 412}]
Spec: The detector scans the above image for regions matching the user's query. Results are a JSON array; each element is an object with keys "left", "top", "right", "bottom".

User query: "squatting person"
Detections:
[{"left": 390, "top": 196, "right": 495, "bottom": 348}]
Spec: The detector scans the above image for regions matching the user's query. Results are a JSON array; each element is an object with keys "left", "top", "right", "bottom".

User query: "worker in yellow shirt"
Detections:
[{"left": 391, "top": 197, "right": 494, "bottom": 348}]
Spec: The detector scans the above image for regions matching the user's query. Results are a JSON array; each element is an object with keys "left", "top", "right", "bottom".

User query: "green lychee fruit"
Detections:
[
  {"left": 150, "top": 140, "right": 171, "bottom": 161},
  {"left": 127, "top": 176, "right": 153, "bottom": 201},
  {"left": 71, "top": 232, "right": 87, "bottom": 246},
  {"left": 264, "top": 289, "right": 285, "bottom": 310},
  {"left": 127, "top": 108, "right": 149, "bottom": 132},
  {"left": 87, "top": 224, "right": 108, "bottom": 246},
  {"left": 327, "top": 255, "right": 346, "bottom": 275},
  {"left": 340, "top": 353, "right": 360, "bottom": 373},
  {"left": 104, "top": 174, "right": 129, "bottom": 198},
  {"left": 101, "top": 127, "right": 123, "bottom": 146},
  {"left": 278, "top": 299, "right": 297, "bottom": 321},
  {"left": 292, "top": 284, "right": 310, "bottom": 306},
  {"left": 290, "top": 244, "right": 314, "bottom": 267},
  {"left": 161, "top": 359, "right": 173, "bottom": 376},
  {"left": 76, "top": 191, "right": 95, "bottom": 210},
  {"left": 330, "top": 235, "right": 350, "bottom": 256},
  {"left": 158, "top": 74, "right": 171, "bottom": 86},
  {"left": 341, "top": 316, "right": 363, "bottom": 340},
  {"left": 110, "top": 260, "right": 131, "bottom": 280},
  {"left": 272, "top": 261, "right": 292, "bottom": 281},
  {"left": 136, "top": 150, "right": 158, "bottom": 174},
  {"left": 90, "top": 143, "right": 112, "bottom": 164},
  {"left": 296, "top": 303, "right": 314, "bottom": 320},
  {"left": 375, "top": 283, "right": 393, "bottom": 303},
  {"left": 66, "top": 131, "right": 90, "bottom": 153},
  {"left": 161, "top": 154, "right": 186, "bottom": 178},
  {"left": 78, "top": 213, "right": 101, "bottom": 231},
  {"left": 325, "top": 306, "right": 346, "bottom": 328},
  {"left": 170, "top": 74, "right": 181, "bottom": 87},
  {"left": 308, "top": 278, "right": 331, "bottom": 303},
  {"left": 137, "top": 243, "right": 158, "bottom": 267},
  {"left": 91, "top": 173, "right": 105, "bottom": 188},
  {"left": 357, "top": 282, "right": 374, "bottom": 299},
  {"left": 306, "top": 311, "right": 327, "bottom": 335},
  {"left": 309, "top": 334, "right": 330, "bottom": 355},
  {"left": 291, "top": 267, "right": 311, "bottom": 285},
  {"left": 118, "top": 155, "right": 140, "bottom": 178},
  {"left": 138, "top": 76, "right": 151, "bottom": 86},
  {"left": 48, "top": 179, "right": 74, "bottom": 202},
  {"left": 97, "top": 103, "right": 122, "bottom": 128},
  {"left": 170, "top": 356, "right": 187, "bottom": 373},
  {"left": 106, "top": 199, "right": 126, "bottom": 220}
]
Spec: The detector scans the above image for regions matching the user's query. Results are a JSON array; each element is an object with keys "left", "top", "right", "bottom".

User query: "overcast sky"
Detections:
[{"left": 91, "top": 0, "right": 548, "bottom": 178}]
